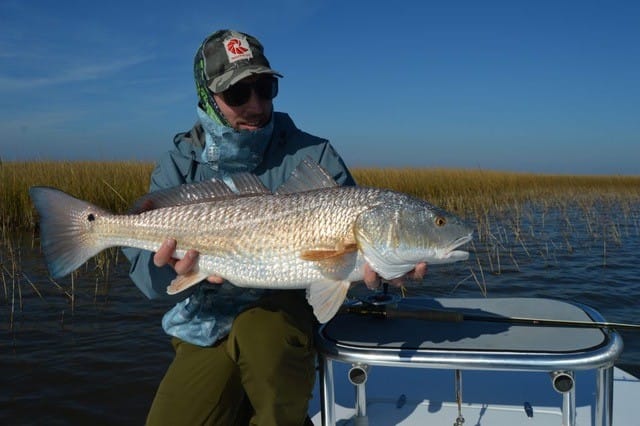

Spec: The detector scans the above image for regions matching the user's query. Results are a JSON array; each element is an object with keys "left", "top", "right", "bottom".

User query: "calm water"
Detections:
[{"left": 1, "top": 201, "right": 639, "bottom": 425}]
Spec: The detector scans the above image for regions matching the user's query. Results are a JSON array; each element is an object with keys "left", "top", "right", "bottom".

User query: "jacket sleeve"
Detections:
[{"left": 121, "top": 152, "right": 189, "bottom": 301}]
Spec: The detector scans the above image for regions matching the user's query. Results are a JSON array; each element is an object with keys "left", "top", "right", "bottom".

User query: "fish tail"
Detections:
[{"left": 29, "top": 186, "right": 112, "bottom": 278}]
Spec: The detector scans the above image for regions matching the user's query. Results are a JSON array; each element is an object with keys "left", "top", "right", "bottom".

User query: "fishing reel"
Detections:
[{"left": 356, "top": 282, "right": 402, "bottom": 306}]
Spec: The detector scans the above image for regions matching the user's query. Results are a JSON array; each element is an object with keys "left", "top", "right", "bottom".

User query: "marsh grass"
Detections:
[
  {"left": 1, "top": 161, "right": 639, "bottom": 308},
  {"left": 0, "top": 161, "right": 154, "bottom": 229},
  {"left": 2, "top": 161, "right": 638, "bottom": 230},
  {"left": 1, "top": 161, "right": 153, "bottom": 315},
  {"left": 353, "top": 167, "right": 640, "bottom": 217}
]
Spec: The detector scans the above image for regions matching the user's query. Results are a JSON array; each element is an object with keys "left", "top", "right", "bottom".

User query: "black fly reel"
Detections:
[{"left": 357, "top": 282, "right": 402, "bottom": 306}]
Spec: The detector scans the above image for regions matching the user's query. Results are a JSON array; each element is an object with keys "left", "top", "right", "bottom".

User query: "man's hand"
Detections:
[
  {"left": 153, "top": 238, "right": 224, "bottom": 284},
  {"left": 363, "top": 262, "right": 428, "bottom": 290}
]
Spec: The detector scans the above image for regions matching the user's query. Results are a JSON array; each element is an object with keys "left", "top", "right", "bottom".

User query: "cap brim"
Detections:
[{"left": 208, "top": 65, "right": 283, "bottom": 93}]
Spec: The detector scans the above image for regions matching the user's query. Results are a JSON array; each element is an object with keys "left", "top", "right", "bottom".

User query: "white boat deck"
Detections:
[
  {"left": 308, "top": 297, "right": 639, "bottom": 425},
  {"left": 309, "top": 364, "right": 638, "bottom": 425}
]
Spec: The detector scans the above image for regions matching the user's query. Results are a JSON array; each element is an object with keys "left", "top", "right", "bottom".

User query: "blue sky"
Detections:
[{"left": 1, "top": 0, "right": 638, "bottom": 174}]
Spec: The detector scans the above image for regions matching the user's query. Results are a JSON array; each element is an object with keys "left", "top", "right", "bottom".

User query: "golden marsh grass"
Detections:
[
  {"left": 1, "top": 161, "right": 639, "bottom": 311},
  {"left": 353, "top": 167, "right": 640, "bottom": 215},
  {"left": 2, "top": 161, "right": 639, "bottom": 230},
  {"left": 0, "top": 161, "right": 154, "bottom": 230}
]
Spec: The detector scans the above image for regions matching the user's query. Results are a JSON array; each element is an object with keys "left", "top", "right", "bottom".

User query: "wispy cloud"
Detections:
[
  {"left": 0, "top": 55, "right": 154, "bottom": 91},
  {"left": 0, "top": 107, "right": 87, "bottom": 131},
  {"left": 1, "top": 3, "right": 156, "bottom": 92}
]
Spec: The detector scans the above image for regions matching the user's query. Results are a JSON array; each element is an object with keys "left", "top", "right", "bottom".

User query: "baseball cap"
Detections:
[{"left": 196, "top": 29, "right": 282, "bottom": 93}]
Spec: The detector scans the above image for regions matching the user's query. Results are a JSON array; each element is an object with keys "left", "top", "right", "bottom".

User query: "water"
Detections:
[{"left": 1, "top": 202, "right": 639, "bottom": 425}]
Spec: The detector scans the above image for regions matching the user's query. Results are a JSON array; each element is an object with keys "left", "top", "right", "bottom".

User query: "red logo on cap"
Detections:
[{"left": 226, "top": 38, "right": 248, "bottom": 55}]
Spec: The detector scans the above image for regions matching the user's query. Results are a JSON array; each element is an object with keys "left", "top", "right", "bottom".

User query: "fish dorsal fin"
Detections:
[
  {"left": 128, "top": 174, "right": 270, "bottom": 214},
  {"left": 275, "top": 157, "right": 339, "bottom": 195},
  {"left": 229, "top": 172, "right": 272, "bottom": 195}
]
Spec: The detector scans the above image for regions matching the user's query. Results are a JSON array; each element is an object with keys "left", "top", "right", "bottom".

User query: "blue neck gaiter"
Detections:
[{"left": 197, "top": 106, "right": 274, "bottom": 175}]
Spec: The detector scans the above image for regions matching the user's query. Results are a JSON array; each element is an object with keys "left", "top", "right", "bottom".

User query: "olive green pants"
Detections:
[{"left": 146, "top": 291, "right": 317, "bottom": 426}]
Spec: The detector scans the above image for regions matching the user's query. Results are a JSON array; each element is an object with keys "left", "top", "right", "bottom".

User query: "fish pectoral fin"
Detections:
[
  {"left": 306, "top": 280, "right": 350, "bottom": 323},
  {"left": 300, "top": 242, "right": 358, "bottom": 261},
  {"left": 166, "top": 271, "right": 210, "bottom": 295}
]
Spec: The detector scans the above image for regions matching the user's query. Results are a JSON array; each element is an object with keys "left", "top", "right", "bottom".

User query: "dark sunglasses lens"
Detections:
[
  {"left": 255, "top": 77, "right": 278, "bottom": 100},
  {"left": 222, "top": 77, "right": 278, "bottom": 107},
  {"left": 222, "top": 84, "right": 251, "bottom": 107}
]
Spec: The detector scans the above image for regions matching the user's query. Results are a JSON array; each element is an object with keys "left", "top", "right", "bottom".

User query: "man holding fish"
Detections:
[
  {"left": 133, "top": 29, "right": 429, "bottom": 426},
  {"left": 31, "top": 29, "right": 474, "bottom": 425}
]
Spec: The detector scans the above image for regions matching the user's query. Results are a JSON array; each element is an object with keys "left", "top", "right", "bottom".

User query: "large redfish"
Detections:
[{"left": 29, "top": 160, "right": 472, "bottom": 323}]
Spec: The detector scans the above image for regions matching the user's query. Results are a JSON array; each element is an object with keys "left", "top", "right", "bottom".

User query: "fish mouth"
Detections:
[{"left": 442, "top": 233, "right": 473, "bottom": 261}]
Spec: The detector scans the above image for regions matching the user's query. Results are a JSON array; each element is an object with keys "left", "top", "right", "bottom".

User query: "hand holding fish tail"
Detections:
[
  {"left": 364, "top": 262, "right": 428, "bottom": 290},
  {"left": 154, "top": 238, "right": 224, "bottom": 284}
]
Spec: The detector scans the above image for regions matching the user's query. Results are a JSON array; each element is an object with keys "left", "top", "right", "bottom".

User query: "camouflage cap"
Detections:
[{"left": 196, "top": 29, "right": 282, "bottom": 94}]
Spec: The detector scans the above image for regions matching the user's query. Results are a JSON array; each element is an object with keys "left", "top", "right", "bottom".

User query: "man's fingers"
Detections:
[
  {"left": 154, "top": 239, "right": 201, "bottom": 276},
  {"left": 207, "top": 275, "right": 225, "bottom": 284},
  {"left": 363, "top": 263, "right": 381, "bottom": 290},
  {"left": 153, "top": 240, "right": 221, "bottom": 285},
  {"left": 174, "top": 250, "right": 199, "bottom": 275},
  {"left": 362, "top": 262, "right": 428, "bottom": 290},
  {"left": 153, "top": 238, "right": 177, "bottom": 267},
  {"left": 412, "top": 262, "right": 428, "bottom": 280}
]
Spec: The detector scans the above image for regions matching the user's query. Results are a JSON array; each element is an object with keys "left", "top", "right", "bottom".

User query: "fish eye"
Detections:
[
  {"left": 435, "top": 216, "right": 447, "bottom": 227},
  {"left": 87, "top": 213, "right": 95, "bottom": 222}
]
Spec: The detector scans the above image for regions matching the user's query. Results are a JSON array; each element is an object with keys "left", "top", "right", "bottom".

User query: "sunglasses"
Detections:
[{"left": 221, "top": 76, "right": 279, "bottom": 107}]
